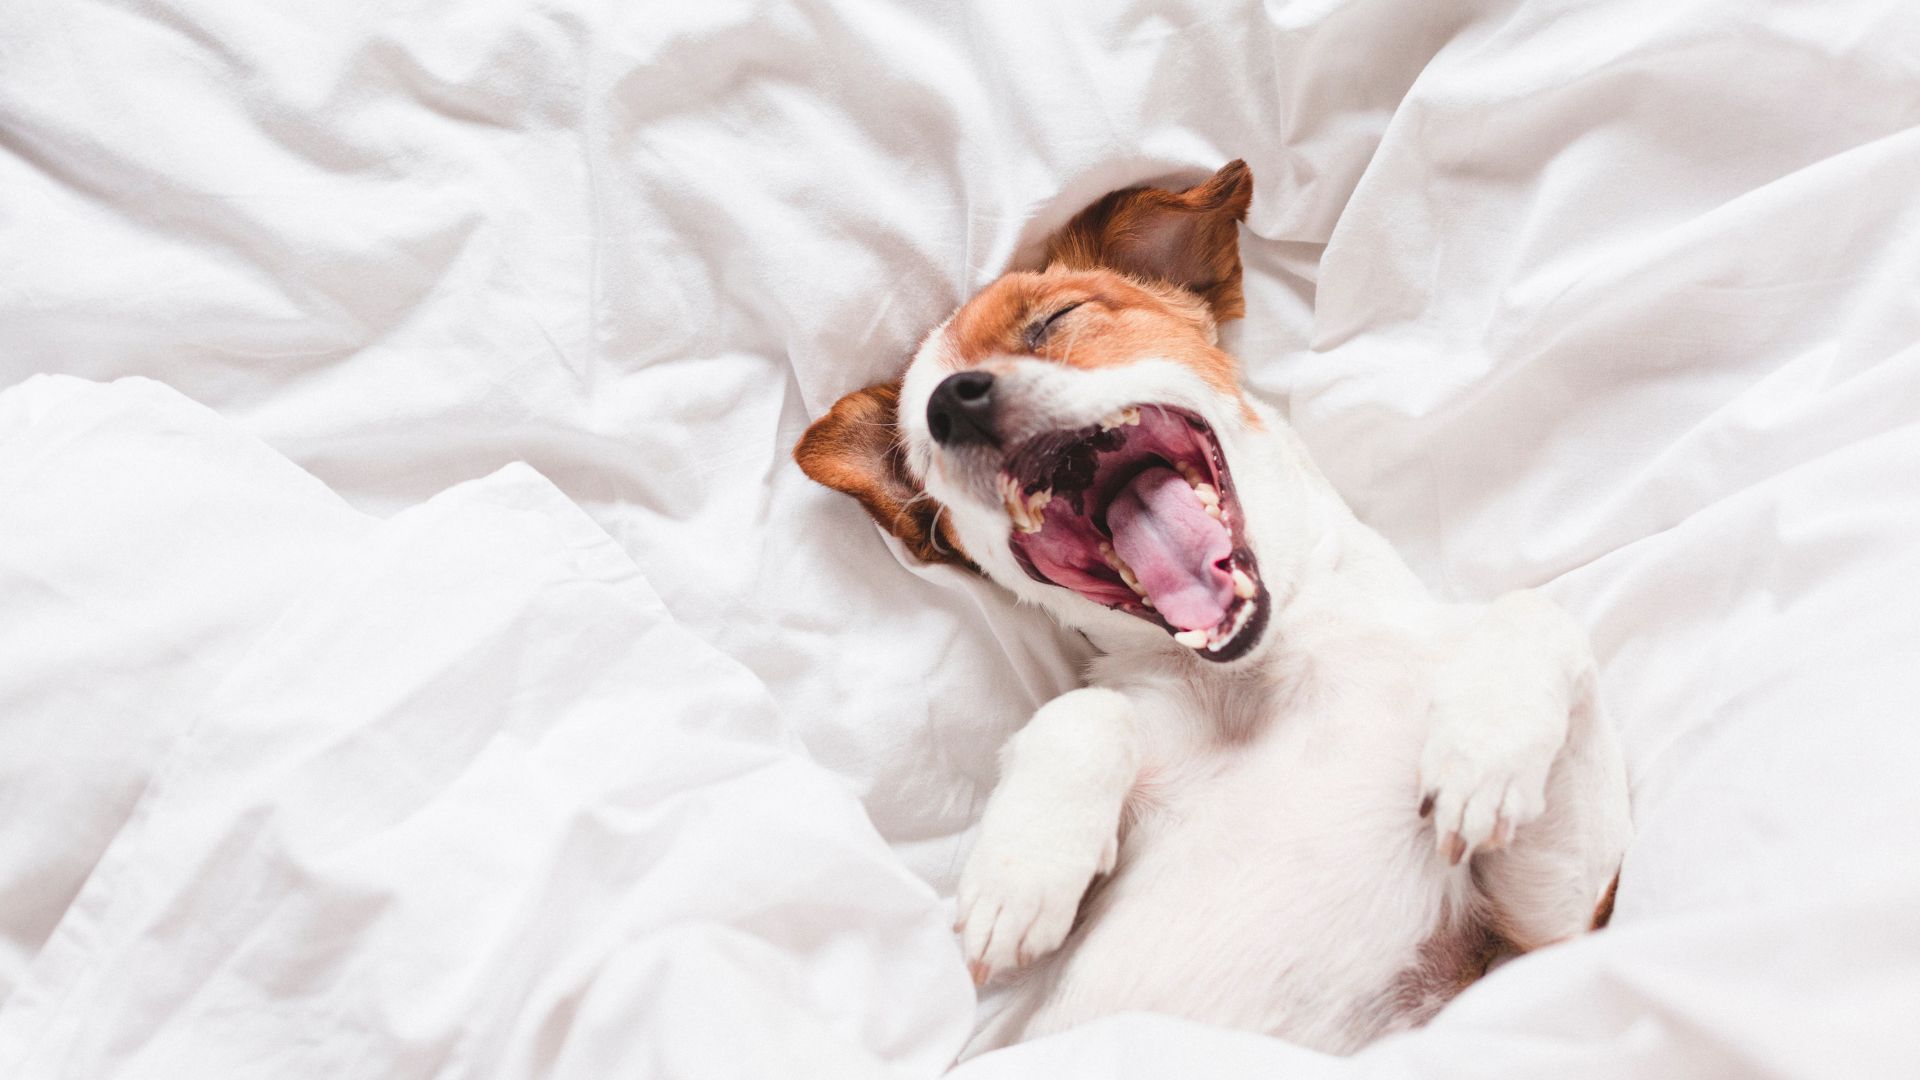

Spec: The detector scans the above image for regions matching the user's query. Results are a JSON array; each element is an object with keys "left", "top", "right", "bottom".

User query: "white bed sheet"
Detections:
[
  {"left": 3, "top": 0, "right": 1919, "bottom": 1075},
  {"left": 0, "top": 376, "right": 970, "bottom": 1078}
]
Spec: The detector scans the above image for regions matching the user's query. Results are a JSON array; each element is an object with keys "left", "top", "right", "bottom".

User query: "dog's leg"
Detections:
[
  {"left": 1474, "top": 670, "right": 1632, "bottom": 948},
  {"left": 1419, "top": 592, "right": 1631, "bottom": 947},
  {"left": 957, "top": 686, "right": 1137, "bottom": 984}
]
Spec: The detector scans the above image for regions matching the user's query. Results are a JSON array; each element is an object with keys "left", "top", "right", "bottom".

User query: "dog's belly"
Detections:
[{"left": 1006, "top": 698, "right": 1473, "bottom": 1053}]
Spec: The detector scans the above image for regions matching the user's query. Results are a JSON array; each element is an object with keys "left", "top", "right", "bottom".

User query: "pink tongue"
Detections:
[{"left": 1106, "top": 466, "right": 1234, "bottom": 631}]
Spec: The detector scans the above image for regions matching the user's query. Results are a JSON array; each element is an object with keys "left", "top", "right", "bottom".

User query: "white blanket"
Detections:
[
  {"left": 0, "top": 376, "right": 969, "bottom": 1077},
  {"left": 3, "top": 0, "right": 1919, "bottom": 1075}
]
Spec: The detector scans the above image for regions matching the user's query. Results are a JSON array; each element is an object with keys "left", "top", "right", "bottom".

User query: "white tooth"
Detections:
[
  {"left": 1232, "top": 568, "right": 1256, "bottom": 599},
  {"left": 1100, "top": 541, "right": 1149, "bottom": 597},
  {"left": 1204, "top": 504, "right": 1222, "bottom": 521},
  {"left": 1192, "top": 483, "right": 1219, "bottom": 507},
  {"left": 1119, "top": 406, "right": 1140, "bottom": 426},
  {"left": 1021, "top": 495, "right": 1052, "bottom": 530},
  {"left": 1207, "top": 597, "right": 1259, "bottom": 651},
  {"left": 1179, "top": 463, "right": 1206, "bottom": 488},
  {"left": 1003, "top": 477, "right": 1048, "bottom": 532},
  {"left": 1173, "top": 629, "right": 1208, "bottom": 649}
]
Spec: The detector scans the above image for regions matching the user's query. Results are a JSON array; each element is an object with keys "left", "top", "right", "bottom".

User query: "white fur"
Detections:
[{"left": 899, "top": 327, "right": 1633, "bottom": 1055}]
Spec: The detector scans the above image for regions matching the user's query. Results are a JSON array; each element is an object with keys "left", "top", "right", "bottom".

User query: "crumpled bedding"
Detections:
[
  {"left": 0, "top": 376, "right": 969, "bottom": 1078},
  {"left": 2, "top": 0, "right": 1918, "bottom": 1076}
]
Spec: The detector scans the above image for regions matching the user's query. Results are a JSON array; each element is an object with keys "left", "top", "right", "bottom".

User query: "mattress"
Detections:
[{"left": 2, "top": 0, "right": 1917, "bottom": 1075}]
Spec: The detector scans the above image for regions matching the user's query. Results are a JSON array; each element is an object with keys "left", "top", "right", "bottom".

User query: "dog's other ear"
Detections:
[
  {"left": 1045, "top": 159, "right": 1254, "bottom": 321},
  {"left": 794, "top": 380, "right": 972, "bottom": 568}
]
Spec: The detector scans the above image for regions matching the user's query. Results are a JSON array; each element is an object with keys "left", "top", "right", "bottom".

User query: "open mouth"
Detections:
[{"left": 999, "top": 405, "right": 1268, "bottom": 662}]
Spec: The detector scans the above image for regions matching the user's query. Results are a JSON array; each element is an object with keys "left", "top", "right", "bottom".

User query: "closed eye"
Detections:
[{"left": 1022, "top": 302, "right": 1085, "bottom": 352}]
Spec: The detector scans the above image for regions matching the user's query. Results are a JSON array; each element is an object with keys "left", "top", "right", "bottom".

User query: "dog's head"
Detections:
[{"left": 798, "top": 161, "right": 1291, "bottom": 665}]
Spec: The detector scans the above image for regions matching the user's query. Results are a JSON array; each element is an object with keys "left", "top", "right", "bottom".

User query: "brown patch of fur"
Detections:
[
  {"left": 1385, "top": 913, "right": 1516, "bottom": 1030},
  {"left": 793, "top": 380, "right": 972, "bottom": 568},
  {"left": 1045, "top": 159, "right": 1253, "bottom": 322},
  {"left": 947, "top": 270, "right": 1240, "bottom": 394},
  {"left": 941, "top": 161, "right": 1262, "bottom": 425},
  {"left": 1590, "top": 868, "right": 1621, "bottom": 930}
]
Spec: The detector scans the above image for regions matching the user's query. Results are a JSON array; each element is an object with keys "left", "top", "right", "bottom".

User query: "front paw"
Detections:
[
  {"left": 1418, "top": 712, "right": 1554, "bottom": 865},
  {"left": 955, "top": 827, "right": 1115, "bottom": 985}
]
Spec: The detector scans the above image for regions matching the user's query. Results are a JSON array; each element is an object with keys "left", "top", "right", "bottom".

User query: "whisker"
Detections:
[
  {"left": 928, "top": 502, "right": 958, "bottom": 557},
  {"left": 1061, "top": 321, "right": 1084, "bottom": 368}
]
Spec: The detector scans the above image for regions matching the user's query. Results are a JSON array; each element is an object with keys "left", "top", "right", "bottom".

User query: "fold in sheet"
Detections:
[
  {"left": 0, "top": 378, "right": 969, "bottom": 1079},
  {"left": 1, "top": 0, "right": 1918, "bottom": 1074}
]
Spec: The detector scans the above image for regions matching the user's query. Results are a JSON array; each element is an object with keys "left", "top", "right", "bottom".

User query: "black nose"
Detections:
[{"left": 926, "top": 371, "right": 997, "bottom": 447}]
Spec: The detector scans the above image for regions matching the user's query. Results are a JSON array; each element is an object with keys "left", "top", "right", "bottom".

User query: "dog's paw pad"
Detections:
[
  {"left": 955, "top": 840, "right": 1098, "bottom": 984},
  {"left": 1419, "top": 737, "right": 1549, "bottom": 864}
]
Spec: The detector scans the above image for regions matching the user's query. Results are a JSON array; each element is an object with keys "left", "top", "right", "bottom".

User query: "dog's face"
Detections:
[{"left": 798, "top": 161, "right": 1284, "bottom": 665}]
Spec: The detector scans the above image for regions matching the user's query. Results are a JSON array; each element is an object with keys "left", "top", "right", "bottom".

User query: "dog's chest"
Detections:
[
  {"left": 1122, "top": 664, "right": 1433, "bottom": 874},
  {"left": 1124, "top": 619, "right": 1439, "bottom": 793},
  {"left": 1047, "top": 627, "right": 1461, "bottom": 1047}
]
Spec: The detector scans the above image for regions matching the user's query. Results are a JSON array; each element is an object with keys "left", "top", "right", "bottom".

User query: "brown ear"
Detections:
[
  {"left": 1044, "top": 159, "right": 1254, "bottom": 321},
  {"left": 794, "top": 380, "right": 972, "bottom": 568}
]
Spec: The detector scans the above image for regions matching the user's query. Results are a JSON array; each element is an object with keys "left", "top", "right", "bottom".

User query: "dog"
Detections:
[{"left": 794, "top": 160, "right": 1631, "bottom": 1054}]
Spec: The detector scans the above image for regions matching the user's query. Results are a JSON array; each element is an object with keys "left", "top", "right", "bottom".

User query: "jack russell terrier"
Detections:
[{"left": 795, "top": 161, "right": 1630, "bottom": 1054}]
